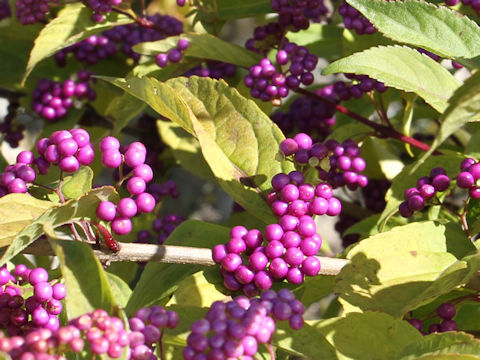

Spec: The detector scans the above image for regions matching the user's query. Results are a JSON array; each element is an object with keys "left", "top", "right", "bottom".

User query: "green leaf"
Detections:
[
  {"left": 0, "top": 187, "right": 118, "bottom": 266},
  {"left": 126, "top": 220, "right": 229, "bottom": 315},
  {"left": 342, "top": 28, "right": 394, "bottom": 57},
  {"left": 415, "top": 70, "right": 480, "bottom": 170},
  {"left": 346, "top": 0, "right": 480, "bottom": 60},
  {"left": 286, "top": 24, "right": 343, "bottom": 59},
  {"left": 48, "top": 238, "right": 116, "bottom": 319},
  {"left": 132, "top": 33, "right": 261, "bottom": 68},
  {"left": 216, "top": 0, "right": 272, "bottom": 19},
  {"left": 23, "top": 3, "right": 133, "bottom": 83},
  {"left": 157, "top": 120, "right": 215, "bottom": 181},
  {"left": 106, "top": 93, "right": 146, "bottom": 135},
  {"left": 378, "top": 152, "right": 464, "bottom": 229},
  {"left": 106, "top": 272, "right": 132, "bottom": 309},
  {"left": 165, "top": 76, "right": 292, "bottom": 221},
  {"left": 323, "top": 45, "right": 461, "bottom": 113},
  {"left": 394, "top": 332, "right": 480, "bottom": 360},
  {"left": 166, "top": 268, "right": 228, "bottom": 307},
  {"left": 104, "top": 76, "right": 293, "bottom": 224},
  {"left": 311, "top": 312, "right": 421, "bottom": 360},
  {"left": 0, "top": 194, "right": 56, "bottom": 248},
  {"left": 335, "top": 222, "right": 470, "bottom": 317},
  {"left": 61, "top": 166, "right": 94, "bottom": 199},
  {"left": 274, "top": 322, "right": 338, "bottom": 360}
]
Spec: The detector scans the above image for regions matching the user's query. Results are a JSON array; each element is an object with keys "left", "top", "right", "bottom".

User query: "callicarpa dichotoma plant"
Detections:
[{"left": 0, "top": 0, "right": 478, "bottom": 359}]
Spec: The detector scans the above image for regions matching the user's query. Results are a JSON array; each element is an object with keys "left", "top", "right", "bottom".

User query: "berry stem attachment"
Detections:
[
  {"left": 295, "top": 88, "right": 437, "bottom": 154},
  {"left": 268, "top": 343, "right": 276, "bottom": 360}
]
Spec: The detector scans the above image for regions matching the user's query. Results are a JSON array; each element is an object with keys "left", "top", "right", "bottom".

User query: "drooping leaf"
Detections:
[
  {"left": 414, "top": 70, "right": 480, "bottom": 170},
  {"left": 126, "top": 220, "right": 229, "bottom": 315},
  {"left": 23, "top": 3, "right": 133, "bottom": 83},
  {"left": 132, "top": 33, "right": 261, "bottom": 68},
  {"left": 103, "top": 76, "right": 292, "bottom": 224},
  {"left": 0, "top": 187, "right": 118, "bottom": 266},
  {"left": 311, "top": 312, "right": 421, "bottom": 360},
  {"left": 346, "top": 0, "right": 480, "bottom": 60},
  {"left": 323, "top": 45, "right": 461, "bottom": 113},
  {"left": 48, "top": 238, "right": 116, "bottom": 319},
  {"left": 335, "top": 222, "right": 471, "bottom": 317},
  {"left": 0, "top": 194, "right": 56, "bottom": 249}
]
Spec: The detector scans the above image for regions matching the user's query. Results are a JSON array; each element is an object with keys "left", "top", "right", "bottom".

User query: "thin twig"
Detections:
[
  {"left": 23, "top": 238, "right": 349, "bottom": 276},
  {"left": 295, "top": 88, "right": 438, "bottom": 154}
]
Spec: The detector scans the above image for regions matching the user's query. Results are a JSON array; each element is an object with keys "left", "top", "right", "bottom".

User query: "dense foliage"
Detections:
[{"left": 0, "top": 0, "right": 479, "bottom": 359}]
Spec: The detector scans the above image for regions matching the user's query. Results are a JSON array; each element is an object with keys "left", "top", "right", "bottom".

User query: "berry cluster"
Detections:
[
  {"left": 84, "top": 0, "right": 125, "bottom": 23},
  {"left": 0, "top": 0, "right": 11, "bottom": 20},
  {"left": 55, "top": 15, "right": 183, "bottom": 66},
  {"left": 183, "top": 289, "right": 304, "bottom": 360},
  {"left": 245, "top": 23, "right": 286, "bottom": 55},
  {"left": 244, "top": 42, "right": 318, "bottom": 102},
  {"left": 54, "top": 34, "right": 118, "bottom": 67},
  {"left": 271, "top": 87, "right": 337, "bottom": 139},
  {"left": 338, "top": 1, "right": 376, "bottom": 35},
  {"left": 280, "top": 133, "right": 368, "bottom": 190},
  {"left": 32, "top": 71, "right": 96, "bottom": 122},
  {"left": 15, "top": 0, "right": 55, "bottom": 25},
  {"left": 214, "top": 171, "right": 334, "bottom": 294},
  {"left": 398, "top": 167, "right": 451, "bottom": 218},
  {"left": 155, "top": 38, "right": 189, "bottom": 68},
  {"left": 0, "top": 128, "right": 94, "bottom": 197},
  {"left": 318, "top": 139, "right": 368, "bottom": 190},
  {"left": 269, "top": 171, "right": 342, "bottom": 217},
  {"left": 408, "top": 301, "right": 458, "bottom": 335},
  {"left": 456, "top": 158, "right": 480, "bottom": 198},
  {"left": 153, "top": 214, "right": 185, "bottom": 245},
  {"left": 96, "top": 137, "right": 156, "bottom": 235},
  {"left": 0, "top": 98, "right": 24, "bottom": 148},
  {"left": 0, "top": 265, "right": 65, "bottom": 337},
  {"left": 147, "top": 180, "right": 179, "bottom": 203},
  {"left": 271, "top": 0, "right": 328, "bottom": 32},
  {"left": 128, "top": 306, "right": 179, "bottom": 359},
  {"left": 37, "top": 128, "right": 95, "bottom": 173},
  {"left": 333, "top": 74, "right": 387, "bottom": 101},
  {"left": 102, "top": 14, "right": 183, "bottom": 61},
  {"left": 184, "top": 61, "right": 237, "bottom": 79}
]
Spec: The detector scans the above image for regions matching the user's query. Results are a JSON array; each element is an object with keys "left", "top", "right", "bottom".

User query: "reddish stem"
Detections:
[{"left": 295, "top": 88, "right": 439, "bottom": 154}]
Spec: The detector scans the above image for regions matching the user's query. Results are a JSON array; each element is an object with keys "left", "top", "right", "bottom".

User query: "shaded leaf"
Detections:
[
  {"left": 106, "top": 93, "right": 146, "bottom": 135},
  {"left": 335, "top": 222, "right": 471, "bottom": 317},
  {"left": 323, "top": 45, "right": 460, "bottom": 113},
  {"left": 274, "top": 322, "right": 338, "bottom": 360},
  {"left": 157, "top": 120, "right": 215, "bottom": 181},
  {"left": 311, "top": 312, "right": 421, "bottom": 360},
  {"left": 216, "top": 0, "right": 272, "bottom": 19},
  {"left": 394, "top": 332, "right": 480, "bottom": 360}
]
